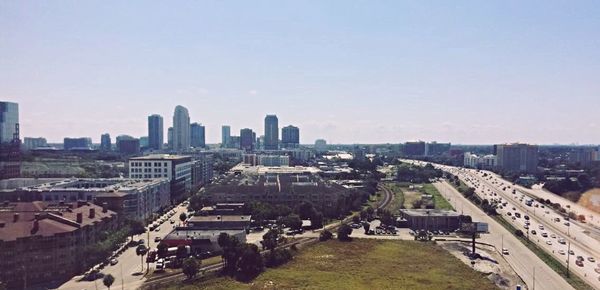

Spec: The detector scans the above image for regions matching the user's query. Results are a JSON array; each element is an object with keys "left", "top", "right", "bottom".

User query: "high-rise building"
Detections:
[
  {"left": 116, "top": 135, "right": 140, "bottom": 155},
  {"left": 190, "top": 123, "right": 206, "bottom": 148},
  {"left": 240, "top": 128, "right": 254, "bottom": 151},
  {"left": 0, "top": 101, "right": 19, "bottom": 144},
  {"left": 148, "top": 114, "right": 164, "bottom": 150},
  {"left": 424, "top": 142, "right": 451, "bottom": 156},
  {"left": 173, "top": 105, "right": 190, "bottom": 151},
  {"left": 63, "top": 137, "right": 92, "bottom": 150},
  {"left": 23, "top": 137, "right": 47, "bottom": 150},
  {"left": 264, "top": 114, "right": 279, "bottom": 150},
  {"left": 315, "top": 139, "right": 327, "bottom": 153},
  {"left": 281, "top": 125, "right": 300, "bottom": 149},
  {"left": 100, "top": 133, "right": 111, "bottom": 151},
  {"left": 140, "top": 136, "right": 149, "bottom": 149},
  {"left": 167, "top": 127, "right": 173, "bottom": 149},
  {"left": 404, "top": 141, "right": 426, "bottom": 156},
  {"left": 496, "top": 143, "right": 539, "bottom": 173},
  {"left": 221, "top": 125, "right": 231, "bottom": 148},
  {"left": 0, "top": 102, "right": 21, "bottom": 179}
]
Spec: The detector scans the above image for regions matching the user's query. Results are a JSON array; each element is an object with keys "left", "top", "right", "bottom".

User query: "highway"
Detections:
[
  {"left": 434, "top": 180, "right": 574, "bottom": 290},
  {"left": 58, "top": 203, "right": 189, "bottom": 290},
  {"left": 404, "top": 159, "right": 600, "bottom": 289}
]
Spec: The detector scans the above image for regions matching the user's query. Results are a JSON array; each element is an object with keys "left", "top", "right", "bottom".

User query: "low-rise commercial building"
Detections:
[
  {"left": 1, "top": 178, "right": 170, "bottom": 221},
  {"left": 0, "top": 201, "right": 117, "bottom": 290},
  {"left": 399, "top": 209, "right": 461, "bottom": 231}
]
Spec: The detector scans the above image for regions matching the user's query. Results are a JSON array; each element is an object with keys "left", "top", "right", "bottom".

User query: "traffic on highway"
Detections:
[{"left": 408, "top": 160, "right": 600, "bottom": 288}]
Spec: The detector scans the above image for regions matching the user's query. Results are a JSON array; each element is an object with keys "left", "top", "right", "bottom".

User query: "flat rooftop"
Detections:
[
  {"left": 188, "top": 215, "right": 251, "bottom": 222},
  {"left": 129, "top": 154, "right": 190, "bottom": 160},
  {"left": 400, "top": 209, "right": 460, "bottom": 217}
]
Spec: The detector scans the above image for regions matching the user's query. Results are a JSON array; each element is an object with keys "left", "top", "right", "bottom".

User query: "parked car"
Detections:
[
  {"left": 109, "top": 258, "right": 118, "bottom": 266},
  {"left": 154, "top": 237, "right": 162, "bottom": 243},
  {"left": 502, "top": 248, "right": 509, "bottom": 255}
]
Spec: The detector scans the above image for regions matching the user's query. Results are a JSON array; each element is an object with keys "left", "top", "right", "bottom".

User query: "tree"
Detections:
[
  {"left": 363, "top": 222, "right": 370, "bottom": 234},
  {"left": 182, "top": 257, "right": 200, "bottom": 280},
  {"left": 366, "top": 206, "right": 374, "bottom": 219},
  {"left": 319, "top": 230, "right": 333, "bottom": 241},
  {"left": 262, "top": 229, "right": 279, "bottom": 252},
  {"left": 311, "top": 212, "right": 324, "bottom": 229},
  {"left": 352, "top": 215, "right": 361, "bottom": 224},
  {"left": 128, "top": 219, "right": 146, "bottom": 241},
  {"left": 281, "top": 214, "right": 302, "bottom": 230},
  {"left": 176, "top": 245, "right": 189, "bottom": 262},
  {"left": 157, "top": 242, "right": 168, "bottom": 258},
  {"left": 295, "top": 201, "right": 316, "bottom": 219},
  {"left": 514, "top": 229, "right": 524, "bottom": 237},
  {"left": 135, "top": 244, "right": 148, "bottom": 272},
  {"left": 236, "top": 244, "right": 264, "bottom": 281},
  {"left": 103, "top": 274, "right": 114, "bottom": 290},
  {"left": 337, "top": 224, "right": 353, "bottom": 241},
  {"left": 179, "top": 212, "right": 187, "bottom": 225}
]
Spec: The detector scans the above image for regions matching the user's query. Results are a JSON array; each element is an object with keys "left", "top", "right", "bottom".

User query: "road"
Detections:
[
  {"left": 404, "top": 159, "right": 600, "bottom": 289},
  {"left": 434, "top": 180, "right": 574, "bottom": 290},
  {"left": 58, "top": 203, "right": 189, "bottom": 290},
  {"left": 454, "top": 167, "right": 600, "bottom": 289}
]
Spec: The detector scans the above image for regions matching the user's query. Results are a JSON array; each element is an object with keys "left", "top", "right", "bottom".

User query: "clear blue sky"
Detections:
[{"left": 1, "top": 1, "right": 599, "bottom": 144}]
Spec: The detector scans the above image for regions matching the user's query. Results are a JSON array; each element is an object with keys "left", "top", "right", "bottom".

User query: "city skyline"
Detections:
[{"left": 2, "top": 2, "right": 600, "bottom": 144}]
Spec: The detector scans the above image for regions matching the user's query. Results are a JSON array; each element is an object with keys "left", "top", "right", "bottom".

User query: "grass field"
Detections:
[
  {"left": 164, "top": 239, "right": 498, "bottom": 290},
  {"left": 422, "top": 183, "right": 454, "bottom": 210}
]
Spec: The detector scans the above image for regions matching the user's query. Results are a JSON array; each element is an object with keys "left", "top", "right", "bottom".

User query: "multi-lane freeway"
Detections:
[{"left": 406, "top": 160, "right": 600, "bottom": 289}]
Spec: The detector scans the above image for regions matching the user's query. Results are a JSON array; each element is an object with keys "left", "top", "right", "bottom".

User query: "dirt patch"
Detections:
[
  {"left": 578, "top": 188, "right": 600, "bottom": 214},
  {"left": 439, "top": 241, "right": 525, "bottom": 290},
  {"left": 403, "top": 190, "right": 422, "bottom": 209}
]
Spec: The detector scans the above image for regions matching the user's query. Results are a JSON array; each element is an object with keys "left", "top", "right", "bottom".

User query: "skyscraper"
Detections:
[
  {"left": 0, "top": 101, "right": 19, "bottom": 144},
  {"left": 281, "top": 125, "right": 300, "bottom": 149},
  {"left": 190, "top": 123, "right": 206, "bottom": 148},
  {"left": 496, "top": 143, "right": 539, "bottom": 173},
  {"left": 148, "top": 114, "right": 164, "bottom": 150},
  {"left": 173, "top": 105, "right": 190, "bottom": 151},
  {"left": 240, "top": 128, "right": 254, "bottom": 151},
  {"left": 100, "top": 133, "right": 111, "bottom": 151},
  {"left": 264, "top": 114, "right": 279, "bottom": 150},
  {"left": 221, "top": 125, "right": 231, "bottom": 148},
  {"left": 167, "top": 127, "right": 174, "bottom": 149}
]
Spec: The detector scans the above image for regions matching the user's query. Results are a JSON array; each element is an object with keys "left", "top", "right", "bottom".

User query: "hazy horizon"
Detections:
[{"left": 2, "top": 1, "right": 599, "bottom": 144}]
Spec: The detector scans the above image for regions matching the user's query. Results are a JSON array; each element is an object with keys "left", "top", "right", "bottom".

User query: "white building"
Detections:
[
  {"left": 129, "top": 154, "right": 193, "bottom": 203},
  {"left": 464, "top": 152, "right": 496, "bottom": 169},
  {"left": 173, "top": 105, "right": 191, "bottom": 151},
  {"left": 23, "top": 137, "right": 48, "bottom": 150}
]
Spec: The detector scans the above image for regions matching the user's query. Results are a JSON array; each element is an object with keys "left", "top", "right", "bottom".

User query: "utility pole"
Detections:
[{"left": 566, "top": 241, "right": 571, "bottom": 278}]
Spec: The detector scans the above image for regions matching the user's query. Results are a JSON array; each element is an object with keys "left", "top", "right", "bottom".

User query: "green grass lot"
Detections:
[
  {"left": 422, "top": 184, "right": 454, "bottom": 211},
  {"left": 164, "top": 239, "right": 498, "bottom": 290}
]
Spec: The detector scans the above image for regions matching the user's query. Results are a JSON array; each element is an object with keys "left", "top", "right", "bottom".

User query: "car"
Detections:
[
  {"left": 531, "top": 230, "right": 536, "bottom": 235},
  {"left": 154, "top": 227, "right": 160, "bottom": 232},
  {"left": 558, "top": 250, "right": 565, "bottom": 255},
  {"left": 110, "top": 258, "right": 118, "bottom": 265},
  {"left": 564, "top": 222, "right": 570, "bottom": 226},
  {"left": 170, "top": 219, "right": 175, "bottom": 224},
  {"left": 154, "top": 236, "right": 162, "bottom": 242},
  {"left": 546, "top": 240, "right": 552, "bottom": 245},
  {"left": 502, "top": 248, "right": 509, "bottom": 255},
  {"left": 569, "top": 250, "right": 575, "bottom": 255},
  {"left": 558, "top": 238, "right": 566, "bottom": 244},
  {"left": 524, "top": 225, "right": 529, "bottom": 229},
  {"left": 589, "top": 257, "right": 596, "bottom": 263},
  {"left": 541, "top": 232, "right": 548, "bottom": 237},
  {"left": 575, "top": 260, "right": 584, "bottom": 267},
  {"left": 551, "top": 234, "right": 556, "bottom": 238},
  {"left": 577, "top": 256, "right": 584, "bottom": 261},
  {"left": 538, "top": 225, "right": 544, "bottom": 230}
]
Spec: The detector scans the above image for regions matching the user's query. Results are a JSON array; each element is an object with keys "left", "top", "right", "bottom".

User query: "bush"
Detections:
[
  {"left": 337, "top": 224, "right": 353, "bottom": 241},
  {"left": 265, "top": 248, "right": 293, "bottom": 268},
  {"left": 514, "top": 229, "right": 524, "bottom": 237},
  {"left": 319, "top": 230, "right": 333, "bottom": 241}
]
